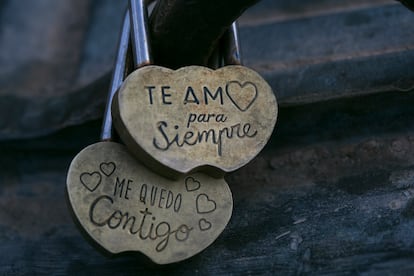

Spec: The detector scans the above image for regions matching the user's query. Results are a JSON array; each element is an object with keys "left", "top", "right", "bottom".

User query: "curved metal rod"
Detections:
[{"left": 208, "top": 21, "right": 242, "bottom": 68}]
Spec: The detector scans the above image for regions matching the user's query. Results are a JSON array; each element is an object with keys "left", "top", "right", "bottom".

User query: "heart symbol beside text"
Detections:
[
  {"left": 80, "top": 172, "right": 101, "bottom": 192},
  {"left": 196, "top": 194, "right": 217, "bottom": 214},
  {"left": 100, "top": 162, "right": 116, "bottom": 177},
  {"left": 199, "top": 218, "right": 212, "bottom": 231},
  {"left": 225, "top": 81, "right": 258, "bottom": 112},
  {"left": 185, "top": 176, "right": 201, "bottom": 192}
]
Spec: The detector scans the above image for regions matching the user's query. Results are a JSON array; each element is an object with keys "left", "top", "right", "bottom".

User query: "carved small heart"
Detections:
[
  {"left": 199, "top": 218, "right": 212, "bottom": 231},
  {"left": 226, "top": 81, "right": 258, "bottom": 112},
  {"left": 185, "top": 176, "right": 201, "bottom": 192},
  {"left": 80, "top": 172, "right": 101, "bottom": 192},
  {"left": 112, "top": 65, "right": 278, "bottom": 179},
  {"left": 100, "top": 162, "right": 116, "bottom": 177},
  {"left": 67, "top": 142, "right": 233, "bottom": 264},
  {"left": 196, "top": 194, "right": 217, "bottom": 214}
]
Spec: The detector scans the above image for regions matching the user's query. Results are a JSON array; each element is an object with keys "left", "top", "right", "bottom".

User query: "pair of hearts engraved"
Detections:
[
  {"left": 80, "top": 162, "right": 116, "bottom": 192},
  {"left": 112, "top": 65, "right": 278, "bottom": 178},
  {"left": 185, "top": 177, "right": 217, "bottom": 214}
]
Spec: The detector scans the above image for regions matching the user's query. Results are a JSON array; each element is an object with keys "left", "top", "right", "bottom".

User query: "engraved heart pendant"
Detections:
[
  {"left": 66, "top": 142, "right": 233, "bottom": 264},
  {"left": 112, "top": 65, "right": 278, "bottom": 178}
]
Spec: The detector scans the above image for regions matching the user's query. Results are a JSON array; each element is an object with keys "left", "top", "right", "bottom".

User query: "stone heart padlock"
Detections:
[
  {"left": 67, "top": 4, "right": 232, "bottom": 265},
  {"left": 112, "top": 3, "right": 278, "bottom": 179}
]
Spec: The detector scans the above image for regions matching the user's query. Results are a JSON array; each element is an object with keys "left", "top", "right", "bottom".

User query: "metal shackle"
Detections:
[
  {"left": 129, "top": 0, "right": 241, "bottom": 68},
  {"left": 129, "top": 0, "right": 154, "bottom": 68},
  {"left": 222, "top": 22, "right": 242, "bottom": 66},
  {"left": 101, "top": 11, "right": 131, "bottom": 141},
  {"left": 101, "top": 0, "right": 156, "bottom": 140}
]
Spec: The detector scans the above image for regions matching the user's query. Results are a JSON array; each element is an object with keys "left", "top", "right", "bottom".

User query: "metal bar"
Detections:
[
  {"left": 207, "top": 44, "right": 222, "bottom": 69},
  {"left": 129, "top": 0, "right": 153, "bottom": 68},
  {"left": 100, "top": 12, "right": 130, "bottom": 141},
  {"left": 222, "top": 22, "right": 242, "bottom": 66},
  {"left": 208, "top": 21, "right": 241, "bottom": 68}
]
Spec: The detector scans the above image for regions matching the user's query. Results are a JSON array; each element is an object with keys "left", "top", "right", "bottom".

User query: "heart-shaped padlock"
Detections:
[
  {"left": 112, "top": 2, "right": 278, "bottom": 179},
  {"left": 67, "top": 142, "right": 233, "bottom": 264},
  {"left": 66, "top": 5, "right": 233, "bottom": 264}
]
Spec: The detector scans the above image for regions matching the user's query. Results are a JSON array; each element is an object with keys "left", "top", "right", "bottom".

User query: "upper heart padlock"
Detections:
[{"left": 112, "top": 1, "right": 278, "bottom": 179}]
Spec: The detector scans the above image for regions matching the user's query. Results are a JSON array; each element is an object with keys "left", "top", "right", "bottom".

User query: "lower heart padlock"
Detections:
[
  {"left": 67, "top": 143, "right": 233, "bottom": 264},
  {"left": 66, "top": 10, "right": 233, "bottom": 264}
]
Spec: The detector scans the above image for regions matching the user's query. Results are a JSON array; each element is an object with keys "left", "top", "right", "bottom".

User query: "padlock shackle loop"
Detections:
[
  {"left": 129, "top": 0, "right": 240, "bottom": 69},
  {"left": 129, "top": 0, "right": 153, "bottom": 68},
  {"left": 209, "top": 21, "right": 242, "bottom": 68},
  {"left": 102, "top": 0, "right": 156, "bottom": 141},
  {"left": 223, "top": 22, "right": 242, "bottom": 66},
  {"left": 101, "top": 11, "right": 131, "bottom": 141}
]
